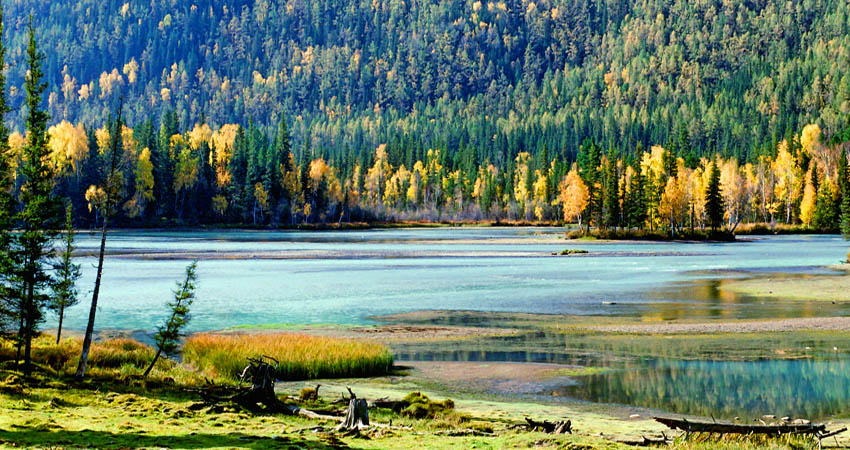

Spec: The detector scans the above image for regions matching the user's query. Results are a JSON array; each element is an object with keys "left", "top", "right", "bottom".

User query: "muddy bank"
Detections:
[
  {"left": 220, "top": 323, "right": 521, "bottom": 342},
  {"left": 722, "top": 265, "right": 850, "bottom": 303},
  {"left": 591, "top": 316, "right": 850, "bottom": 334}
]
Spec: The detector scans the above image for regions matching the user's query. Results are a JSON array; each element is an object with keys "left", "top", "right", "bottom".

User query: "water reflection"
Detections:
[
  {"left": 392, "top": 331, "right": 850, "bottom": 419},
  {"left": 560, "top": 358, "right": 850, "bottom": 420}
]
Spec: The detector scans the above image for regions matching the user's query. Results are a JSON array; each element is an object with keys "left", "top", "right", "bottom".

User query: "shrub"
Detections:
[{"left": 183, "top": 333, "right": 394, "bottom": 381}]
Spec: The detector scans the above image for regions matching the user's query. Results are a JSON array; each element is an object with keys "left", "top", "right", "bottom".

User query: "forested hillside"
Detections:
[
  {"left": 2, "top": 0, "right": 850, "bottom": 230},
  {"left": 6, "top": 0, "right": 850, "bottom": 163}
]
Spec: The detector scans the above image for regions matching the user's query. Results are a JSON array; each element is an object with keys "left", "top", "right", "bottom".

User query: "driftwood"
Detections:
[
  {"left": 191, "top": 356, "right": 287, "bottom": 413},
  {"left": 338, "top": 387, "right": 370, "bottom": 432},
  {"left": 525, "top": 417, "right": 572, "bottom": 434},
  {"left": 655, "top": 417, "right": 826, "bottom": 436}
]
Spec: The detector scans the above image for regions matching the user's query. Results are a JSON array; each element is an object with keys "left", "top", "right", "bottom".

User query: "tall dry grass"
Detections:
[
  {"left": 0, "top": 335, "right": 166, "bottom": 373},
  {"left": 183, "top": 333, "right": 394, "bottom": 380}
]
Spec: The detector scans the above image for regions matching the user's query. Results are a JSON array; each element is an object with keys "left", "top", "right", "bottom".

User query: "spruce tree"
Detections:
[
  {"left": 16, "top": 19, "right": 61, "bottom": 374},
  {"left": 50, "top": 204, "right": 81, "bottom": 344},
  {"left": 705, "top": 161, "right": 724, "bottom": 232},
  {"left": 813, "top": 182, "right": 838, "bottom": 232},
  {"left": 143, "top": 261, "right": 198, "bottom": 378},
  {"left": 603, "top": 157, "right": 620, "bottom": 229},
  {"left": 627, "top": 167, "right": 647, "bottom": 230},
  {"left": 838, "top": 149, "right": 850, "bottom": 238},
  {"left": 0, "top": 0, "right": 16, "bottom": 334}
]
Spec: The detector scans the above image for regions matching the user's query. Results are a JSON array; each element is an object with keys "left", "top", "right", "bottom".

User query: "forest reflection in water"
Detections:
[
  {"left": 392, "top": 329, "right": 850, "bottom": 419},
  {"left": 559, "top": 358, "right": 850, "bottom": 419}
]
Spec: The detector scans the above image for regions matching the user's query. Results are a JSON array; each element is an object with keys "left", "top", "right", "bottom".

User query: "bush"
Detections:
[
  {"left": 393, "top": 392, "right": 456, "bottom": 419},
  {"left": 183, "top": 333, "right": 394, "bottom": 381},
  {"left": 552, "top": 249, "right": 589, "bottom": 256}
]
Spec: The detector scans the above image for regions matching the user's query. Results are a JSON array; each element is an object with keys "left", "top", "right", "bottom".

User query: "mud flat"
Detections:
[{"left": 722, "top": 264, "right": 850, "bottom": 303}]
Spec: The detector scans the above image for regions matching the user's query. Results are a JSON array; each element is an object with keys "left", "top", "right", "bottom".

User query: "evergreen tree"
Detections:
[
  {"left": 603, "top": 157, "right": 620, "bottom": 229},
  {"left": 627, "top": 167, "right": 647, "bottom": 230},
  {"left": 0, "top": 0, "right": 16, "bottom": 334},
  {"left": 838, "top": 149, "right": 850, "bottom": 238},
  {"left": 577, "top": 139, "right": 601, "bottom": 228},
  {"left": 50, "top": 204, "right": 81, "bottom": 344},
  {"left": 16, "top": 19, "right": 61, "bottom": 374},
  {"left": 812, "top": 182, "right": 838, "bottom": 232},
  {"left": 143, "top": 260, "right": 198, "bottom": 378},
  {"left": 705, "top": 161, "right": 724, "bottom": 232}
]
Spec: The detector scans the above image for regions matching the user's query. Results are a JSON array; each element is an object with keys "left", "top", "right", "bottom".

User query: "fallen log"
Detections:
[
  {"left": 654, "top": 417, "right": 825, "bottom": 435},
  {"left": 525, "top": 417, "right": 572, "bottom": 434}
]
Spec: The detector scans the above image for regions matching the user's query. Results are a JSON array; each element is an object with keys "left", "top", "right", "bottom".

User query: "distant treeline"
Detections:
[{"left": 30, "top": 115, "right": 850, "bottom": 236}]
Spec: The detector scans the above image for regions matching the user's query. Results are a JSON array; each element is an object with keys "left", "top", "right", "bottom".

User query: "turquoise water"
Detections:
[
  {"left": 55, "top": 230, "right": 847, "bottom": 332},
  {"left": 560, "top": 358, "right": 850, "bottom": 419}
]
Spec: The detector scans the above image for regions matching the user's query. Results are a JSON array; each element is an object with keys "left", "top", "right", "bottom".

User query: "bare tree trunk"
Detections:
[
  {"left": 142, "top": 347, "right": 162, "bottom": 378},
  {"left": 76, "top": 218, "right": 108, "bottom": 378},
  {"left": 55, "top": 305, "right": 64, "bottom": 344},
  {"left": 23, "top": 283, "right": 34, "bottom": 375}
]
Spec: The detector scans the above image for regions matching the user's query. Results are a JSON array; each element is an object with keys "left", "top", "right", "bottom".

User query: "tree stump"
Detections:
[{"left": 338, "top": 388, "right": 370, "bottom": 431}]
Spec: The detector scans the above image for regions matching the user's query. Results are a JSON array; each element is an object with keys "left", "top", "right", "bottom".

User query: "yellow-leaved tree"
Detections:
[{"left": 557, "top": 164, "right": 589, "bottom": 230}]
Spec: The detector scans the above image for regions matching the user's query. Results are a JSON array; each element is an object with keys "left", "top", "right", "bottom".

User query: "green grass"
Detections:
[
  {"left": 183, "top": 332, "right": 394, "bottom": 380},
  {"left": 553, "top": 249, "right": 590, "bottom": 255},
  {"left": 566, "top": 228, "right": 736, "bottom": 241}
]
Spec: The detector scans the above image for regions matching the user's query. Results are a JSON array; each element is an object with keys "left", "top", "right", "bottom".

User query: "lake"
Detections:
[
  {"left": 53, "top": 228, "right": 850, "bottom": 420},
  {"left": 59, "top": 229, "right": 847, "bottom": 331}
]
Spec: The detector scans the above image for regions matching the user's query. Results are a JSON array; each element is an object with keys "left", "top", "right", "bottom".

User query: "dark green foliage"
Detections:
[
  {"left": 0, "top": 0, "right": 15, "bottom": 334},
  {"left": 144, "top": 260, "right": 198, "bottom": 377},
  {"left": 838, "top": 150, "right": 850, "bottom": 238},
  {"left": 603, "top": 157, "right": 620, "bottom": 229},
  {"left": 577, "top": 139, "right": 602, "bottom": 228},
  {"left": 705, "top": 161, "right": 724, "bottom": 232},
  {"left": 49, "top": 204, "right": 81, "bottom": 344},
  {"left": 812, "top": 181, "right": 838, "bottom": 232},
  {"left": 626, "top": 167, "right": 647, "bottom": 230},
  {"left": 14, "top": 19, "right": 61, "bottom": 374}
]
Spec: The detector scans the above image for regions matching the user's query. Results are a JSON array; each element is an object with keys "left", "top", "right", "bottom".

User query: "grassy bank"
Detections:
[
  {"left": 184, "top": 333, "right": 394, "bottom": 380},
  {"left": 566, "top": 228, "right": 736, "bottom": 242}
]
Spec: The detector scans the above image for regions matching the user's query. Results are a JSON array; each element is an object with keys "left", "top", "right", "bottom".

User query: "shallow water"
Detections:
[
  {"left": 56, "top": 230, "right": 847, "bottom": 331},
  {"left": 560, "top": 358, "right": 850, "bottom": 419},
  {"left": 52, "top": 228, "right": 850, "bottom": 419}
]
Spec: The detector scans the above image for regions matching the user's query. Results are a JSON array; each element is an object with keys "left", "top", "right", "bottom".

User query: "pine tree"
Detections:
[
  {"left": 272, "top": 115, "right": 292, "bottom": 203},
  {"left": 838, "top": 149, "right": 850, "bottom": 238},
  {"left": 603, "top": 157, "right": 620, "bottom": 229},
  {"left": 705, "top": 161, "right": 724, "bottom": 232},
  {"left": 143, "top": 260, "right": 198, "bottom": 378},
  {"left": 812, "top": 181, "right": 839, "bottom": 232},
  {"left": 577, "top": 139, "right": 601, "bottom": 229},
  {"left": 0, "top": 0, "right": 16, "bottom": 334},
  {"left": 50, "top": 204, "right": 81, "bottom": 344},
  {"left": 627, "top": 167, "right": 647, "bottom": 230},
  {"left": 16, "top": 19, "right": 61, "bottom": 374}
]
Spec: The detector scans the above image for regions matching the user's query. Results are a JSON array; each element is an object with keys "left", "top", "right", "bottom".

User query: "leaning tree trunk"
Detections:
[
  {"left": 75, "top": 210, "right": 108, "bottom": 378},
  {"left": 55, "top": 305, "right": 64, "bottom": 344},
  {"left": 142, "top": 347, "right": 162, "bottom": 378}
]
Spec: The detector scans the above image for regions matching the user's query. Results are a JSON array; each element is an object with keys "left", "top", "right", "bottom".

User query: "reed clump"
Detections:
[{"left": 183, "top": 333, "right": 394, "bottom": 381}]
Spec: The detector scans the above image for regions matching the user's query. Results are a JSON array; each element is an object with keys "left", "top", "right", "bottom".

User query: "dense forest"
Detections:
[
  {"left": 0, "top": 0, "right": 849, "bottom": 230},
  {"left": 3, "top": 0, "right": 850, "bottom": 163}
]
